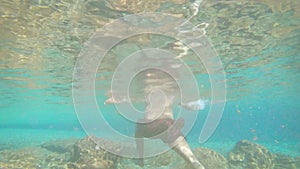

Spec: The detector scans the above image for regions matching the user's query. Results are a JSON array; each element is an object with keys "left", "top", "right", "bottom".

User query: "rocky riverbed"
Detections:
[{"left": 0, "top": 136, "right": 299, "bottom": 169}]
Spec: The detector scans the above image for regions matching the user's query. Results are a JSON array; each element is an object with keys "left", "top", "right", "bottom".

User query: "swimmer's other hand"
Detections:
[
  {"left": 104, "top": 97, "right": 127, "bottom": 104},
  {"left": 180, "top": 99, "right": 208, "bottom": 111}
]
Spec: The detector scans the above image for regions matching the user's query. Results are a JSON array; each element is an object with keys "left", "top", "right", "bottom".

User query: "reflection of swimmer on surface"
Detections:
[{"left": 105, "top": 93, "right": 207, "bottom": 169}]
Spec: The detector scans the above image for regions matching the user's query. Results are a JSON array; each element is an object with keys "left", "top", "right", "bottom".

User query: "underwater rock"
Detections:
[
  {"left": 41, "top": 138, "right": 79, "bottom": 153},
  {"left": 194, "top": 147, "right": 228, "bottom": 169},
  {"left": 228, "top": 140, "right": 274, "bottom": 169},
  {"left": 4, "top": 136, "right": 299, "bottom": 169},
  {"left": 0, "top": 147, "right": 47, "bottom": 169},
  {"left": 80, "top": 160, "right": 114, "bottom": 169},
  {"left": 43, "top": 152, "right": 73, "bottom": 168},
  {"left": 69, "top": 136, "right": 229, "bottom": 169},
  {"left": 0, "top": 143, "right": 15, "bottom": 150},
  {"left": 172, "top": 147, "right": 228, "bottom": 169},
  {"left": 70, "top": 136, "right": 125, "bottom": 168},
  {"left": 273, "top": 154, "right": 300, "bottom": 169},
  {"left": 144, "top": 146, "right": 228, "bottom": 169},
  {"left": 147, "top": 150, "right": 176, "bottom": 167},
  {"left": 0, "top": 144, "right": 77, "bottom": 168}
]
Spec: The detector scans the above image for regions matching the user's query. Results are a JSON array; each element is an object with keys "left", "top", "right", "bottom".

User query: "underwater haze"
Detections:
[{"left": 0, "top": 0, "right": 300, "bottom": 168}]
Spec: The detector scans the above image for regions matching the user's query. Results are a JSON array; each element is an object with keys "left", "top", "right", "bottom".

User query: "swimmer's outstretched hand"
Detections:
[
  {"left": 180, "top": 99, "right": 208, "bottom": 111},
  {"left": 104, "top": 97, "right": 128, "bottom": 104}
]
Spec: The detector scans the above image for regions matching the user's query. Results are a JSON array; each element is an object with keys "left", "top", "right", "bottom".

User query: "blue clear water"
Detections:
[
  {"left": 0, "top": 0, "right": 300, "bottom": 167},
  {"left": 1, "top": 48, "right": 299, "bottom": 156}
]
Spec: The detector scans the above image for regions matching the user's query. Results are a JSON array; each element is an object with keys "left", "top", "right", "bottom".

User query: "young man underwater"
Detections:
[{"left": 105, "top": 76, "right": 207, "bottom": 169}]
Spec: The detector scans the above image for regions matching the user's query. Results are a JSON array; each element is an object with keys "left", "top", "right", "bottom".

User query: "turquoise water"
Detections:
[{"left": 1, "top": 0, "right": 300, "bottom": 168}]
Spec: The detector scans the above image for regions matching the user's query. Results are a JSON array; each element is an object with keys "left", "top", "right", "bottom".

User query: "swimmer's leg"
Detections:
[{"left": 170, "top": 136, "right": 205, "bottom": 169}]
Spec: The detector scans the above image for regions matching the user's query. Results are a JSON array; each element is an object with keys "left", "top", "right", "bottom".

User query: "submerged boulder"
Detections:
[
  {"left": 194, "top": 147, "right": 228, "bottom": 169},
  {"left": 145, "top": 147, "right": 228, "bottom": 169},
  {"left": 0, "top": 147, "right": 48, "bottom": 169},
  {"left": 167, "top": 147, "right": 228, "bottom": 169},
  {"left": 228, "top": 140, "right": 274, "bottom": 169},
  {"left": 41, "top": 138, "right": 79, "bottom": 153},
  {"left": 69, "top": 136, "right": 229, "bottom": 169},
  {"left": 69, "top": 136, "right": 131, "bottom": 169},
  {"left": 273, "top": 154, "right": 300, "bottom": 169},
  {"left": 147, "top": 150, "right": 177, "bottom": 167},
  {"left": 3, "top": 136, "right": 299, "bottom": 169}
]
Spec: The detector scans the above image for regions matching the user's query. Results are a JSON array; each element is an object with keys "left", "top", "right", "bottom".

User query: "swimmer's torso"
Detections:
[{"left": 144, "top": 105, "right": 174, "bottom": 120}]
